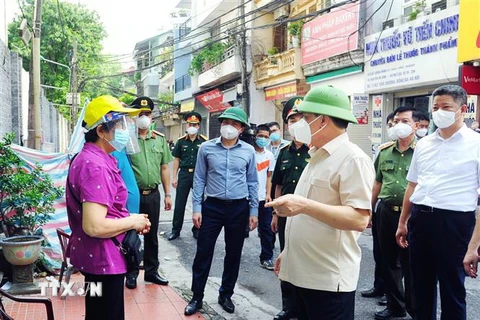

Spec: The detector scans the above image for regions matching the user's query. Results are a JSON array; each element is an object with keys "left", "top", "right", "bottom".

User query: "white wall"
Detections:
[
  {"left": 310, "top": 72, "right": 372, "bottom": 157},
  {"left": 249, "top": 77, "right": 275, "bottom": 125}
]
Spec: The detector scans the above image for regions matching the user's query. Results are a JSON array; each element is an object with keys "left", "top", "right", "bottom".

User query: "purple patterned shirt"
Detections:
[{"left": 66, "top": 143, "right": 128, "bottom": 275}]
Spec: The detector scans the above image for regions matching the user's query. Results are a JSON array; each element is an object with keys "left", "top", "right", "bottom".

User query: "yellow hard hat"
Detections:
[{"left": 84, "top": 95, "right": 141, "bottom": 129}]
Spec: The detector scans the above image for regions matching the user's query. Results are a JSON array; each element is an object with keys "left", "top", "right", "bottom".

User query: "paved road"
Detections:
[{"left": 155, "top": 189, "right": 480, "bottom": 319}]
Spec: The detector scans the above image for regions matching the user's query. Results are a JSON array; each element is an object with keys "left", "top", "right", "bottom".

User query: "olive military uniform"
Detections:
[
  {"left": 271, "top": 142, "right": 310, "bottom": 249},
  {"left": 130, "top": 130, "right": 173, "bottom": 277},
  {"left": 171, "top": 133, "right": 207, "bottom": 235},
  {"left": 374, "top": 140, "right": 416, "bottom": 317}
]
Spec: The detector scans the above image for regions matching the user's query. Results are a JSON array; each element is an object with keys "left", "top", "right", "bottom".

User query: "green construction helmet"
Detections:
[
  {"left": 296, "top": 85, "right": 358, "bottom": 124},
  {"left": 218, "top": 107, "right": 249, "bottom": 126}
]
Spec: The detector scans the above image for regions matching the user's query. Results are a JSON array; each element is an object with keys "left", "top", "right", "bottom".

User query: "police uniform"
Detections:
[
  {"left": 128, "top": 97, "right": 173, "bottom": 286},
  {"left": 169, "top": 112, "right": 207, "bottom": 240},
  {"left": 374, "top": 139, "right": 416, "bottom": 318},
  {"left": 270, "top": 96, "right": 309, "bottom": 320}
]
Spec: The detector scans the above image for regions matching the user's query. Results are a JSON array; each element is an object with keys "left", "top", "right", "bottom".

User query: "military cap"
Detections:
[
  {"left": 184, "top": 111, "right": 202, "bottom": 123},
  {"left": 282, "top": 96, "right": 304, "bottom": 124},
  {"left": 131, "top": 96, "right": 154, "bottom": 111}
]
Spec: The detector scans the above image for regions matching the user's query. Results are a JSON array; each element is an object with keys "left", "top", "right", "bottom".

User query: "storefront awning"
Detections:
[{"left": 196, "top": 89, "right": 231, "bottom": 113}]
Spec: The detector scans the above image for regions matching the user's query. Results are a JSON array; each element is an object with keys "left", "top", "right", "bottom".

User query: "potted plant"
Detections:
[
  {"left": 409, "top": 0, "right": 427, "bottom": 21},
  {"left": 267, "top": 47, "right": 279, "bottom": 65},
  {"left": 288, "top": 22, "right": 302, "bottom": 47},
  {"left": 0, "top": 133, "right": 63, "bottom": 294}
]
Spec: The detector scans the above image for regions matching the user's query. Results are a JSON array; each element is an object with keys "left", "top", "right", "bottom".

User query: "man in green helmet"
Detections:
[
  {"left": 266, "top": 86, "right": 375, "bottom": 319},
  {"left": 184, "top": 107, "right": 259, "bottom": 316}
]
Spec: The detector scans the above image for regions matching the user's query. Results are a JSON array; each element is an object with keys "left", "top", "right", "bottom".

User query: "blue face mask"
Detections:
[
  {"left": 270, "top": 132, "right": 281, "bottom": 142},
  {"left": 109, "top": 129, "right": 130, "bottom": 151},
  {"left": 255, "top": 137, "right": 270, "bottom": 148}
]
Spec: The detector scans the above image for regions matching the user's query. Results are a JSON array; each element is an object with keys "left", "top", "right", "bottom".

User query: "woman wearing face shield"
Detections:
[{"left": 65, "top": 95, "right": 151, "bottom": 320}]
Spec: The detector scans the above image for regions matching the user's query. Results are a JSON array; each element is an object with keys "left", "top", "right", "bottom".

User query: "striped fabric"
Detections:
[{"left": 8, "top": 103, "right": 87, "bottom": 272}]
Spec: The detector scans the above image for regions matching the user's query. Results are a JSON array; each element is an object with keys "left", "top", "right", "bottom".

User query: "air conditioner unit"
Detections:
[{"left": 274, "top": 5, "right": 289, "bottom": 21}]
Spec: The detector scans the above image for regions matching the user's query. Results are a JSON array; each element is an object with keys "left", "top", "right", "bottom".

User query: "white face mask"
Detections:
[
  {"left": 416, "top": 128, "right": 428, "bottom": 138},
  {"left": 220, "top": 124, "right": 240, "bottom": 140},
  {"left": 393, "top": 122, "right": 413, "bottom": 139},
  {"left": 187, "top": 127, "right": 198, "bottom": 135},
  {"left": 136, "top": 115, "right": 151, "bottom": 130},
  {"left": 387, "top": 127, "right": 398, "bottom": 140},
  {"left": 288, "top": 116, "right": 325, "bottom": 145},
  {"left": 432, "top": 109, "right": 460, "bottom": 129}
]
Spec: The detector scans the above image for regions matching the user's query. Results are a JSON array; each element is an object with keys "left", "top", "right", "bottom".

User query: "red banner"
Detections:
[
  {"left": 301, "top": 2, "right": 360, "bottom": 66},
  {"left": 265, "top": 83, "right": 297, "bottom": 101},
  {"left": 196, "top": 89, "right": 231, "bottom": 113},
  {"left": 460, "top": 65, "right": 480, "bottom": 95}
]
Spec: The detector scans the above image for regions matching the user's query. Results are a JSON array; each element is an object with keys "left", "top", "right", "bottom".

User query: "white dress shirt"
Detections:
[{"left": 407, "top": 124, "right": 480, "bottom": 211}]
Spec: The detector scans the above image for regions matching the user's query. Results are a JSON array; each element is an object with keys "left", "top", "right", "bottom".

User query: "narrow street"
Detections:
[{"left": 157, "top": 188, "right": 480, "bottom": 320}]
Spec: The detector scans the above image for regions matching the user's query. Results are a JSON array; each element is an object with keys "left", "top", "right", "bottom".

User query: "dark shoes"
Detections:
[
  {"left": 192, "top": 227, "right": 199, "bottom": 239},
  {"left": 125, "top": 277, "right": 137, "bottom": 289},
  {"left": 184, "top": 299, "right": 202, "bottom": 315},
  {"left": 144, "top": 273, "right": 169, "bottom": 285},
  {"left": 274, "top": 310, "right": 296, "bottom": 320},
  {"left": 361, "top": 287, "right": 384, "bottom": 298},
  {"left": 168, "top": 231, "right": 180, "bottom": 241},
  {"left": 374, "top": 308, "right": 407, "bottom": 320},
  {"left": 378, "top": 295, "right": 387, "bottom": 306},
  {"left": 218, "top": 295, "right": 235, "bottom": 313}
]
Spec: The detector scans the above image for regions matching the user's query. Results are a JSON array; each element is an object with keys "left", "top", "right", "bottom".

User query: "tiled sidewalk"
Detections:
[{"left": 2, "top": 273, "right": 204, "bottom": 320}]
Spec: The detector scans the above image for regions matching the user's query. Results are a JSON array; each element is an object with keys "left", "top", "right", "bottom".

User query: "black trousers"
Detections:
[
  {"left": 191, "top": 197, "right": 249, "bottom": 300},
  {"left": 377, "top": 201, "right": 414, "bottom": 316},
  {"left": 371, "top": 207, "right": 385, "bottom": 293},
  {"left": 128, "top": 189, "right": 161, "bottom": 279},
  {"left": 82, "top": 272, "right": 125, "bottom": 320},
  {"left": 408, "top": 204, "right": 475, "bottom": 320},
  {"left": 258, "top": 201, "right": 274, "bottom": 261},
  {"left": 172, "top": 169, "right": 197, "bottom": 233},
  {"left": 294, "top": 286, "right": 355, "bottom": 320}
]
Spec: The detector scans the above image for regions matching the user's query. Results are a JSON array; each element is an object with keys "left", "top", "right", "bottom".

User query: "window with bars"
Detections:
[{"left": 273, "top": 23, "right": 287, "bottom": 53}]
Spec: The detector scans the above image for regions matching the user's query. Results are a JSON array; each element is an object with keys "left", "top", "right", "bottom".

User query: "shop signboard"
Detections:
[
  {"left": 301, "top": 2, "right": 360, "bottom": 66},
  {"left": 460, "top": 65, "right": 480, "bottom": 95},
  {"left": 265, "top": 83, "right": 297, "bottom": 101},
  {"left": 371, "top": 95, "right": 383, "bottom": 145},
  {"left": 351, "top": 93, "right": 369, "bottom": 124},
  {"left": 196, "top": 89, "right": 231, "bottom": 113},
  {"left": 364, "top": 6, "right": 459, "bottom": 93}
]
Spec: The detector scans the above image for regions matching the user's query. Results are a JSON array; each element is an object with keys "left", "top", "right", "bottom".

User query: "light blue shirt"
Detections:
[
  {"left": 267, "top": 139, "right": 290, "bottom": 161},
  {"left": 112, "top": 149, "right": 140, "bottom": 213},
  {"left": 193, "top": 137, "right": 259, "bottom": 216}
]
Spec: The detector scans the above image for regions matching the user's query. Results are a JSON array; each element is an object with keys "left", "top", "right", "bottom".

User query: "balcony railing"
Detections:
[
  {"left": 202, "top": 45, "right": 236, "bottom": 72},
  {"left": 254, "top": 48, "right": 299, "bottom": 82}
]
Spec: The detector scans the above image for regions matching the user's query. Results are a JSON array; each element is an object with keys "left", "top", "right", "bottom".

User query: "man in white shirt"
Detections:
[
  {"left": 396, "top": 85, "right": 480, "bottom": 320},
  {"left": 266, "top": 85, "right": 375, "bottom": 319},
  {"left": 253, "top": 124, "right": 276, "bottom": 270}
]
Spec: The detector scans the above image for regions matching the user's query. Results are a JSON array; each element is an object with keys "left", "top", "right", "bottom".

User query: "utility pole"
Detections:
[
  {"left": 239, "top": 0, "right": 249, "bottom": 117},
  {"left": 32, "top": 0, "right": 43, "bottom": 150},
  {"left": 70, "top": 41, "right": 78, "bottom": 133}
]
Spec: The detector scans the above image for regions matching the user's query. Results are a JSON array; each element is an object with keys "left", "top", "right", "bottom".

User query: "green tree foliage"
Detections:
[
  {"left": 0, "top": 134, "right": 63, "bottom": 237},
  {"left": 8, "top": 0, "right": 127, "bottom": 118}
]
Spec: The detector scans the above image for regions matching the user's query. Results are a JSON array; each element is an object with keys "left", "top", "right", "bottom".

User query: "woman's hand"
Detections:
[{"left": 131, "top": 214, "right": 151, "bottom": 234}]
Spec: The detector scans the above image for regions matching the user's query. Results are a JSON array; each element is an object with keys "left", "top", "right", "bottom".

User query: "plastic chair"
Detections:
[
  {"left": 55, "top": 228, "right": 76, "bottom": 300},
  {"left": 0, "top": 288, "right": 54, "bottom": 320}
]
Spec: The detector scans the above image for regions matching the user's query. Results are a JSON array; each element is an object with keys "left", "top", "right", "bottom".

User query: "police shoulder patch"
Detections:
[
  {"left": 378, "top": 141, "right": 395, "bottom": 151},
  {"left": 152, "top": 130, "right": 165, "bottom": 137}
]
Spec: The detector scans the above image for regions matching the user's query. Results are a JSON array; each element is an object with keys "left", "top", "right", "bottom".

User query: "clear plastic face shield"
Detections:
[{"left": 95, "top": 112, "right": 140, "bottom": 154}]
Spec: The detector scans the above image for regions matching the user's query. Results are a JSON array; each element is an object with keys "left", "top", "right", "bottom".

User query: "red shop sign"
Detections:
[
  {"left": 301, "top": 2, "right": 360, "bottom": 66},
  {"left": 460, "top": 65, "right": 480, "bottom": 95},
  {"left": 196, "top": 89, "right": 231, "bottom": 113}
]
